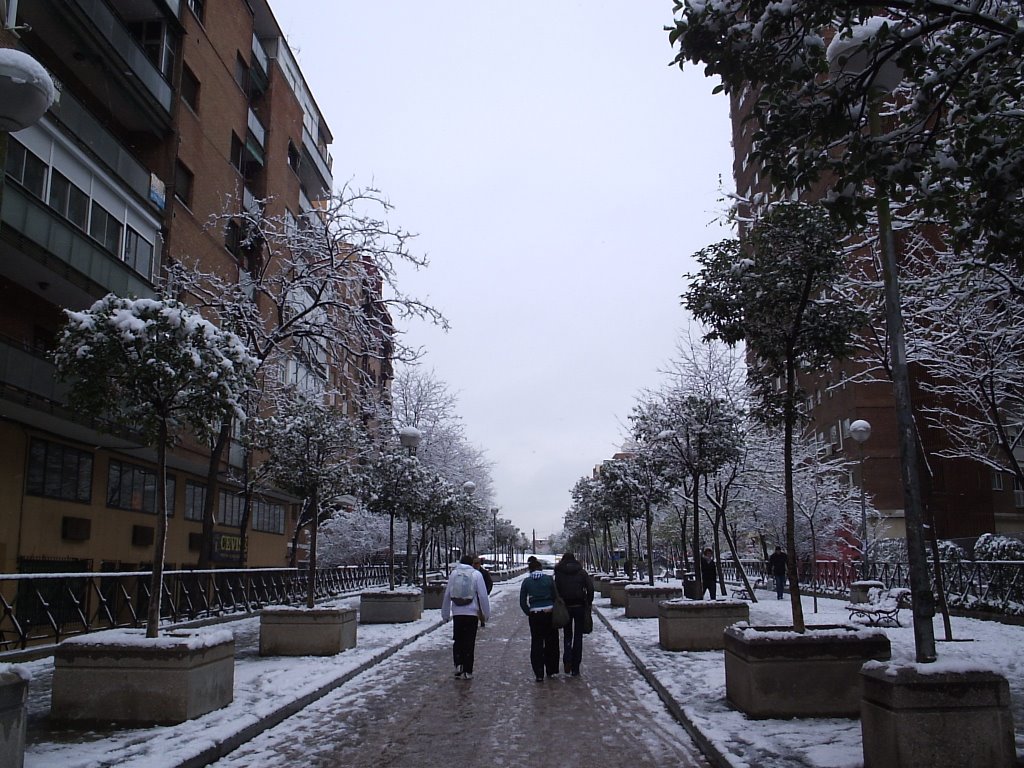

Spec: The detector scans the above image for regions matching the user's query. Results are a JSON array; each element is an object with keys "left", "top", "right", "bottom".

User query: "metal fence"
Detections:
[
  {"left": 721, "top": 558, "right": 1024, "bottom": 618},
  {"left": 0, "top": 564, "right": 389, "bottom": 653}
]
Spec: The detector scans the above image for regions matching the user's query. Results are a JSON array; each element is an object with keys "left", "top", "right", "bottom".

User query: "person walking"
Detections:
[
  {"left": 768, "top": 546, "right": 788, "bottom": 600},
  {"left": 442, "top": 554, "right": 491, "bottom": 679},
  {"left": 553, "top": 551, "right": 594, "bottom": 677},
  {"left": 519, "top": 558, "right": 560, "bottom": 682},
  {"left": 472, "top": 556, "right": 493, "bottom": 627},
  {"left": 699, "top": 548, "right": 718, "bottom": 600}
]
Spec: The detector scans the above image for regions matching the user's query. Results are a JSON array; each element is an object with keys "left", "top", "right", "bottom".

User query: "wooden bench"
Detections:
[
  {"left": 730, "top": 578, "right": 766, "bottom": 601},
  {"left": 845, "top": 587, "right": 912, "bottom": 627}
]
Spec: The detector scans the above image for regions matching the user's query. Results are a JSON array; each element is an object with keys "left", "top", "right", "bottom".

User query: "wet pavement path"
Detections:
[{"left": 210, "top": 581, "right": 710, "bottom": 768}]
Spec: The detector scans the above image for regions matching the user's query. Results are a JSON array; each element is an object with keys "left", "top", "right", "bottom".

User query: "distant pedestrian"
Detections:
[
  {"left": 699, "top": 548, "right": 718, "bottom": 600},
  {"left": 442, "top": 554, "right": 491, "bottom": 679},
  {"left": 473, "top": 556, "right": 494, "bottom": 627},
  {"left": 768, "top": 546, "right": 788, "bottom": 600},
  {"left": 519, "top": 558, "right": 560, "bottom": 682},
  {"left": 554, "top": 551, "right": 594, "bottom": 677}
]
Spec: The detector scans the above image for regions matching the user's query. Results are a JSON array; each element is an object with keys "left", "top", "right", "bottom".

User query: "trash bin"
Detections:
[{"left": 682, "top": 573, "right": 704, "bottom": 600}]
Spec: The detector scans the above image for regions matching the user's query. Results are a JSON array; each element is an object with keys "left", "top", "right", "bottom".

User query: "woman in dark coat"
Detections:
[
  {"left": 700, "top": 547, "right": 718, "bottom": 600},
  {"left": 553, "top": 552, "right": 594, "bottom": 676}
]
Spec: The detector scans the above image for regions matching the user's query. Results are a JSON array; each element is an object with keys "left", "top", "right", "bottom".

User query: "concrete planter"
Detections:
[
  {"left": 422, "top": 583, "right": 447, "bottom": 610},
  {"left": 51, "top": 628, "right": 234, "bottom": 725},
  {"left": 723, "top": 623, "right": 890, "bottom": 718},
  {"left": 849, "top": 580, "right": 884, "bottom": 604},
  {"left": 625, "top": 585, "right": 683, "bottom": 618},
  {"left": 359, "top": 589, "right": 424, "bottom": 624},
  {"left": 608, "top": 579, "right": 633, "bottom": 607},
  {"left": 658, "top": 598, "right": 749, "bottom": 650},
  {"left": 597, "top": 577, "right": 615, "bottom": 598},
  {"left": 0, "top": 667, "right": 28, "bottom": 768},
  {"left": 259, "top": 606, "right": 357, "bottom": 656},
  {"left": 860, "top": 662, "right": 1016, "bottom": 767}
]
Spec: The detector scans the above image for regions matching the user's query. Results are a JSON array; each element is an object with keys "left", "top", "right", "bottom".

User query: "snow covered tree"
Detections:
[
  {"left": 670, "top": 1, "right": 1024, "bottom": 263},
  {"left": 257, "top": 391, "right": 369, "bottom": 607},
  {"left": 165, "top": 185, "right": 445, "bottom": 567},
  {"left": 53, "top": 294, "right": 256, "bottom": 637},
  {"left": 685, "top": 202, "right": 863, "bottom": 630}
]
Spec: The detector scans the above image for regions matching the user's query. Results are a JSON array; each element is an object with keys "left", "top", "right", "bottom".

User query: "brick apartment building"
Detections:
[
  {"left": 728, "top": 85, "right": 1024, "bottom": 548},
  {"left": 0, "top": 0, "right": 381, "bottom": 576}
]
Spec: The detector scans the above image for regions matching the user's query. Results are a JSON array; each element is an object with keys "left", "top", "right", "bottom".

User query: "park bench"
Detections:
[
  {"left": 730, "top": 577, "right": 766, "bottom": 601},
  {"left": 845, "top": 586, "right": 912, "bottom": 627}
]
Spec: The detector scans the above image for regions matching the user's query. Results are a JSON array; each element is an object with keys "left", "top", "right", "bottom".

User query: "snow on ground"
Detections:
[{"left": 595, "top": 586, "right": 1024, "bottom": 768}]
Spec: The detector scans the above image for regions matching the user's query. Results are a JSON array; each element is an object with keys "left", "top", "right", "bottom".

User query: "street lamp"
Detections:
[
  {"left": 491, "top": 507, "right": 498, "bottom": 567},
  {"left": 397, "top": 426, "right": 421, "bottom": 588},
  {"left": 461, "top": 480, "right": 475, "bottom": 564},
  {"left": 0, "top": 48, "right": 56, "bottom": 213},
  {"left": 829, "top": 25, "right": 936, "bottom": 662},
  {"left": 849, "top": 419, "right": 872, "bottom": 577}
]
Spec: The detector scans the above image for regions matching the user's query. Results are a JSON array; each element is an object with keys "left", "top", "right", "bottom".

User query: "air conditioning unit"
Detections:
[
  {"left": 132, "top": 525, "right": 155, "bottom": 547},
  {"left": 61, "top": 516, "right": 91, "bottom": 541}
]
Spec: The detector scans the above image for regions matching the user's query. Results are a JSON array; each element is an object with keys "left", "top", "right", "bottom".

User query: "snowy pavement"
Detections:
[
  {"left": 595, "top": 586, "right": 1024, "bottom": 768},
  {"left": 13, "top": 578, "right": 1024, "bottom": 767}
]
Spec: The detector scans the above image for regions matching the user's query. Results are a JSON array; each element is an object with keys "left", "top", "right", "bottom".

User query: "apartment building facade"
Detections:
[
  {"left": 728, "top": 84, "right": 1024, "bottom": 549},
  {"left": 0, "top": 0, "right": 373, "bottom": 576}
]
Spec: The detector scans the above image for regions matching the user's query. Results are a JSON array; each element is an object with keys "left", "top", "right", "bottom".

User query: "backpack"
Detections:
[{"left": 450, "top": 569, "right": 475, "bottom": 606}]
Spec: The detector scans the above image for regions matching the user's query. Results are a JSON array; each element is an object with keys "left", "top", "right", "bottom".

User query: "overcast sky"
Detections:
[{"left": 273, "top": 2, "right": 734, "bottom": 541}]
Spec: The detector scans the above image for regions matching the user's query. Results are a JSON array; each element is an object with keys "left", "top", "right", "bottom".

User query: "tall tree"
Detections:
[
  {"left": 54, "top": 295, "right": 256, "bottom": 637},
  {"left": 685, "top": 202, "right": 863, "bottom": 630}
]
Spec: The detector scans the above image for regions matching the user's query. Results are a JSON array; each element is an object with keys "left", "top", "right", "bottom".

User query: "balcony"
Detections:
[
  {"left": 20, "top": 0, "right": 174, "bottom": 136},
  {"left": 300, "top": 126, "right": 333, "bottom": 198},
  {"left": 247, "top": 108, "right": 266, "bottom": 149},
  {"left": 1, "top": 184, "right": 156, "bottom": 301},
  {"left": 0, "top": 336, "right": 68, "bottom": 407}
]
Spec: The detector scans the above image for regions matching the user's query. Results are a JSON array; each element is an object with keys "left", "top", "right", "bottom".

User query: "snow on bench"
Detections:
[{"left": 845, "top": 586, "right": 912, "bottom": 627}]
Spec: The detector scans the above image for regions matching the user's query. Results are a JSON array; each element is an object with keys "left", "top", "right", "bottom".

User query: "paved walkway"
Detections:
[
  {"left": 207, "top": 581, "right": 709, "bottom": 767},
  {"left": 20, "top": 578, "right": 709, "bottom": 768}
]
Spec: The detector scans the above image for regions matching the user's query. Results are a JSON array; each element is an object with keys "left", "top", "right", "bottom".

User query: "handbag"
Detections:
[
  {"left": 582, "top": 607, "right": 593, "bottom": 634},
  {"left": 551, "top": 579, "right": 570, "bottom": 629}
]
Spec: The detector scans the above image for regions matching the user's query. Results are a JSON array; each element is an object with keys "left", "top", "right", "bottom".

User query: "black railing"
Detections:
[
  {"left": 0, "top": 565, "right": 389, "bottom": 653},
  {"left": 721, "top": 558, "right": 1024, "bottom": 618}
]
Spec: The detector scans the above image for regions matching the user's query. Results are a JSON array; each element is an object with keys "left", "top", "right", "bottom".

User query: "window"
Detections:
[
  {"left": 252, "top": 498, "right": 285, "bottom": 534},
  {"left": 1015, "top": 477, "right": 1024, "bottom": 509},
  {"left": 219, "top": 489, "right": 245, "bottom": 527},
  {"left": 123, "top": 227, "right": 154, "bottom": 277},
  {"left": 181, "top": 65, "right": 200, "bottom": 111},
  {"left": 127, "top": 20, "right": 178, "bottom": 80},
  {"left": 230, "top": 132, "right": 244, "bottom": 173},
  {"left": 234, "top": 53, "right": 249, "bottom": 95},
  {"left": 4, "top": 139, "right": 47, "bottom": 198},
  {"left": 89, "top": 201, "right": 123, "bottom": 255},
  {"left": 26, "top": 439, "right": 93, "bottom": 503},
  {"left": 48, "top": 171, "right": 89, "bottom": 230},
  {"left": 287, "top": 141, "right": 300, "bottom": 173},
  {"left": 185, "top": 481, "right": 207, "bottom": 521},
  {"left": 186, "top": 0, "right": 205, "bottom": 23},
  {"left": 107, "top": 460, "right": 176, "bottom": 515},
  {"left": 993, "top": 472, "right": 1005, "bottom": 492},
  {"left": 225, "top": 219, "right": 242, "bottom": 258},
  {"left": 174, "top": 161, "right": 193, "bottom": 207}
]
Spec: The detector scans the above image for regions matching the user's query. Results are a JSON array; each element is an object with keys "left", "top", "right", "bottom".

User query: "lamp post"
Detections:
[
  {"left": 0, "top": 47, "right": 56, "bottom": 215},
  {"left": 829, "top": 28, "right": 936, "bottom": 662},
  {"left": 397, "top": 426, "right": 421, "bottom": 589},
  {"left": 849, "top": 419, "right": 872, "bottom": 578},
  {"left": 491, "top": 507, "right": 498, "bottom": 567},
  {"left": 461, "top": 480, "right": 475, "bottom": 564}
]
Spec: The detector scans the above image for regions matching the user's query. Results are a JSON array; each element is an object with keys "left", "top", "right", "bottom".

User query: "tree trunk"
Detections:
[
  {"left": 198, "top": 418, "right": 231, "bottom": 569},
  {"left": 305, "top": 486, "right": 319, "bottom": 609},
  {"left": 645, "top": 501, "right": 655, "bottom": 585},
  {"left": 784, "top": 360, "right": 806, "bottom": 632},
  {"left": 388, "top": 511, "right": 396, "bottom": 590},
  {"left": 147, "top": 421, "right": 170, "bottom": 638},
  {"left": 406, "top": 516, "right": 414, "bottom": 586},
  {"left": 721, "top": 512, "right": 756, "bottom": 603},
  {"left": 692, "top": 472, "right": 702, "bottom": 594}
]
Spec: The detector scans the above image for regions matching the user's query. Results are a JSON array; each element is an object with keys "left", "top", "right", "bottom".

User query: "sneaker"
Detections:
[
  {"left": 535, "top": 676, "right": 544, "bottom": 682},
  {"left": 454, "top": 665, "right": 463, "bottom": 678},
  {"left": 462, "top": 672, "right": 473, "bottom": 680},
  {"left": 570, "top": 670, "right": 580, "bottom": 677}
]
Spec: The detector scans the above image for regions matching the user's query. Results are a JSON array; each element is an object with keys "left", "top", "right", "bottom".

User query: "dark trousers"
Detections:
[
  {"left": 702, "top": 580, "right": 717, "bottom": 600},
  {"left": 527, "top": 611, "right": 560, "bottom": 678},
  {"left": 452, "top": 615, "right": 479, "bottom": 673},
  {"left": 562, "top": 604, "right": 587, "bottom": 673},
  {"left": 774, "top": 573, "right": 786, "bottom": 599}
]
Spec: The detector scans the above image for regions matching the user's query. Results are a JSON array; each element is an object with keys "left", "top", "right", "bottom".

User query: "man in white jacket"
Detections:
[{"left": 442, "top": 554, "right": 491, "bottom": 679}]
